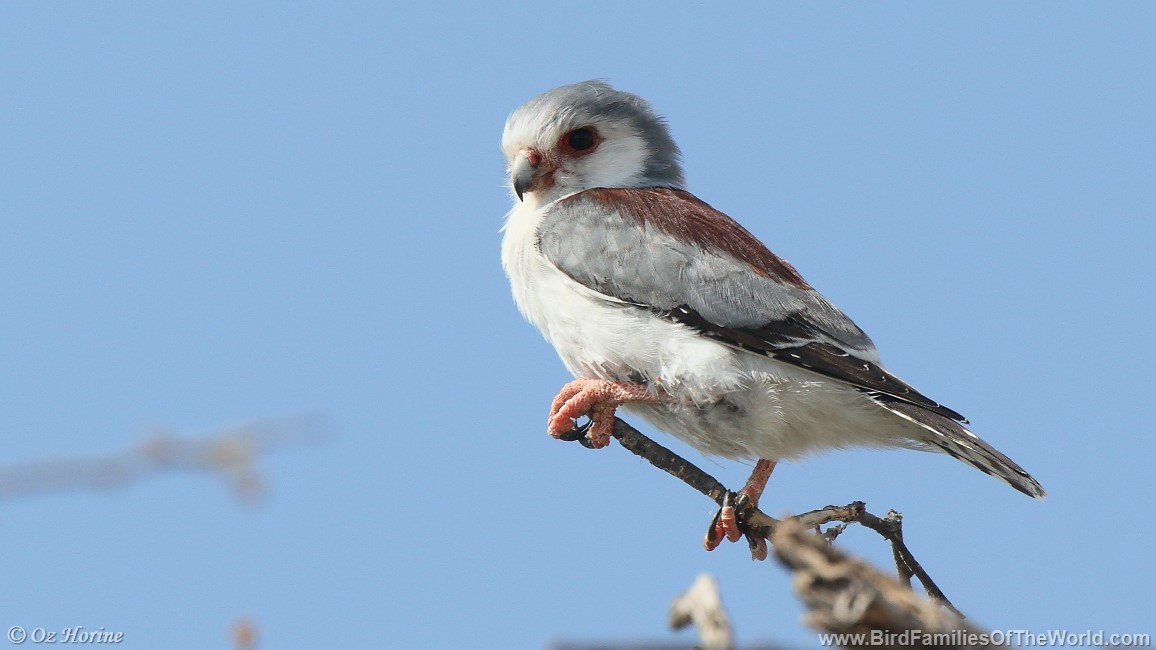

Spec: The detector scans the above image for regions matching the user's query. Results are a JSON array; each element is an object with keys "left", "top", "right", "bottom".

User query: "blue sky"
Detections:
[{"left": 1, "top": 3, "right": 1153, "bottom": 648}]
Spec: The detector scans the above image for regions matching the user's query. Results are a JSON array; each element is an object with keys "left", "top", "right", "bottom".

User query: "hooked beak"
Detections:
[{"left": 511, "top": 148, "right": 554, "bottom": 202}]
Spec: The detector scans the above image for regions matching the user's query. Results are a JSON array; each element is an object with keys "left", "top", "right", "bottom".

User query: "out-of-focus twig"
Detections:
[
  {"left": 772, "top": 519, "right": 1003, "bottom": 648},
  {"left": 669, "top": 574, "right": 733, "bottom": 650},
  {"left": 232, "top": 617, "right": 258, "bottom": 650},
  {"left": 0, "top": 416, "right": 323, "bottom": 502}
]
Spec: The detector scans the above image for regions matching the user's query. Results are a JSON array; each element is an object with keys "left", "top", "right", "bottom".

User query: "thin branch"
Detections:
[
  {"left": 885, "top": 510, "right": 914, "bottom": 588},
  {"left": 603, "top": 417, "right": 960, "bottom": 615}
]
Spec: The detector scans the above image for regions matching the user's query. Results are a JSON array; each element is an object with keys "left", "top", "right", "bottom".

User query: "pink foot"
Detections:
[
  {"left": 704, "top": 459, "right": 777, "bottom": 560},
  {"left": 705, "top": 495, "right": 746, "bottom": 550},
  {"left": 547, "top": 378, "right": 662, "bottom": 449}
]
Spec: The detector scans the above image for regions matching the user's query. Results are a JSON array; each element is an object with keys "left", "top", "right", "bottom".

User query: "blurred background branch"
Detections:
[
  {"left": 772, "top": 518, "right": 1003, "bottom": 648},
  {"left": 0, "top": 416, "right": 323, "bottom": 503}
]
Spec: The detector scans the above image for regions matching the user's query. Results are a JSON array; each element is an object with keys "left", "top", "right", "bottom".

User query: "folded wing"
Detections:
[{"left": 540, "top": 187, "right": 966, "bottom": 423}]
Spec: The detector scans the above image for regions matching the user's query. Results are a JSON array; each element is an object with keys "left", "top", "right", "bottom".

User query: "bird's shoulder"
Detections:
[{"left": 546, "top": 187, "right": 811, "bottom": 290}]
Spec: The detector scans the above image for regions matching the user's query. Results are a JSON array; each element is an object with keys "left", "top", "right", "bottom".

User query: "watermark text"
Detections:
[{"left": 817, "top": 629, "right": 1151, "bottom": 647}]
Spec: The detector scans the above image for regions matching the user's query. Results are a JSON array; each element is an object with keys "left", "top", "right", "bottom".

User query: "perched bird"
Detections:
[{"left": 500, "top": 81, "right": 1044, "bottom": 553}]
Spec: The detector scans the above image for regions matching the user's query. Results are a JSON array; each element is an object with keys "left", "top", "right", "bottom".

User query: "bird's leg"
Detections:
[
  {"left": 705, "top": 458, "right": 777, "bottom": 559},
  {"left": 547, "top": 378, "right": 667, "bottom": 449}
]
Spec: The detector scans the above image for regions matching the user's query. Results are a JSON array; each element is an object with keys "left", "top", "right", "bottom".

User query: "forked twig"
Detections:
[{"left": 602, "top": 417, "right": 960, "bottom": 615}]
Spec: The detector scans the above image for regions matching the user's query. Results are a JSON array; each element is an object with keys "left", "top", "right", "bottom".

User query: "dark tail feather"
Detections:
[{"left": 881, "top": 400, "right": 1046, "bottom": 498}]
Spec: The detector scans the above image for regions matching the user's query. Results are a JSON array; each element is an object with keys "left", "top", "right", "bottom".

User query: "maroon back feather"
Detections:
[{"left": 583, "top": 187, "right": 811, "bottom": 289}]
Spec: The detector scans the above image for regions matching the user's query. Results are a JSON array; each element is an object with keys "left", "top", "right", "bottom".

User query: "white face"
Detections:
[{"left": 502, "top": 111, "right": 652, "bottom": 204}]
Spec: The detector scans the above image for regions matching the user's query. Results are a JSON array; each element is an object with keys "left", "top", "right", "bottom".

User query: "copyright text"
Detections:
[{"left": 7, "top": 627, "right": 123, "bottom": 645}]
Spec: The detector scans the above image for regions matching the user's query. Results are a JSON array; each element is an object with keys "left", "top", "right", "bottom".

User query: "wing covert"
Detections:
[{"left": 538, "top": 187, "right": 965, "bottom": 423}]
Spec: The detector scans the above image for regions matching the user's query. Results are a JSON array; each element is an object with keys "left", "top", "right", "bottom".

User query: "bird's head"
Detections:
[{"left": 502, "top": 80, "right": 684, "bottom": 206}]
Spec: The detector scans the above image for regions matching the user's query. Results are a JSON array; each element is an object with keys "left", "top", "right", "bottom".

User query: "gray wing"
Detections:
[{"left": 539, "top": 187, "right": 966, "bottom": 423}]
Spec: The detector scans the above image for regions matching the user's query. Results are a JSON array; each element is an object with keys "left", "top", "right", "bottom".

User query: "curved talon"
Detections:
[
  {"left": 577, "top": 429, "right": 598, "bottom": 449},
  {"left": 705, "top": 491, "right": 741, "bottom": 551},
  {"left": 556, "top": 419, "right": 594, "bottom": 446},
  {"left": 746, "top": 532, "right": 768, "bottom": 561},
  {"left": 704, "top": 511, "right": 724, "bottom": 549}
]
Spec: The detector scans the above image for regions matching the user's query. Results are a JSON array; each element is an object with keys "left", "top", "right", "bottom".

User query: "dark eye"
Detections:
[
  {"left": 568, "top": 128, "right": 596, "bottom": 151},
  {"left": 561, "top": 127, "right": 598, "bottom": 155}
]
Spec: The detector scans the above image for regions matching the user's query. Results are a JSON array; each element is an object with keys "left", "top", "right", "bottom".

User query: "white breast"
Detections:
[{"left": 501, "top": 199, "right": 746, "bottom": 405}]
